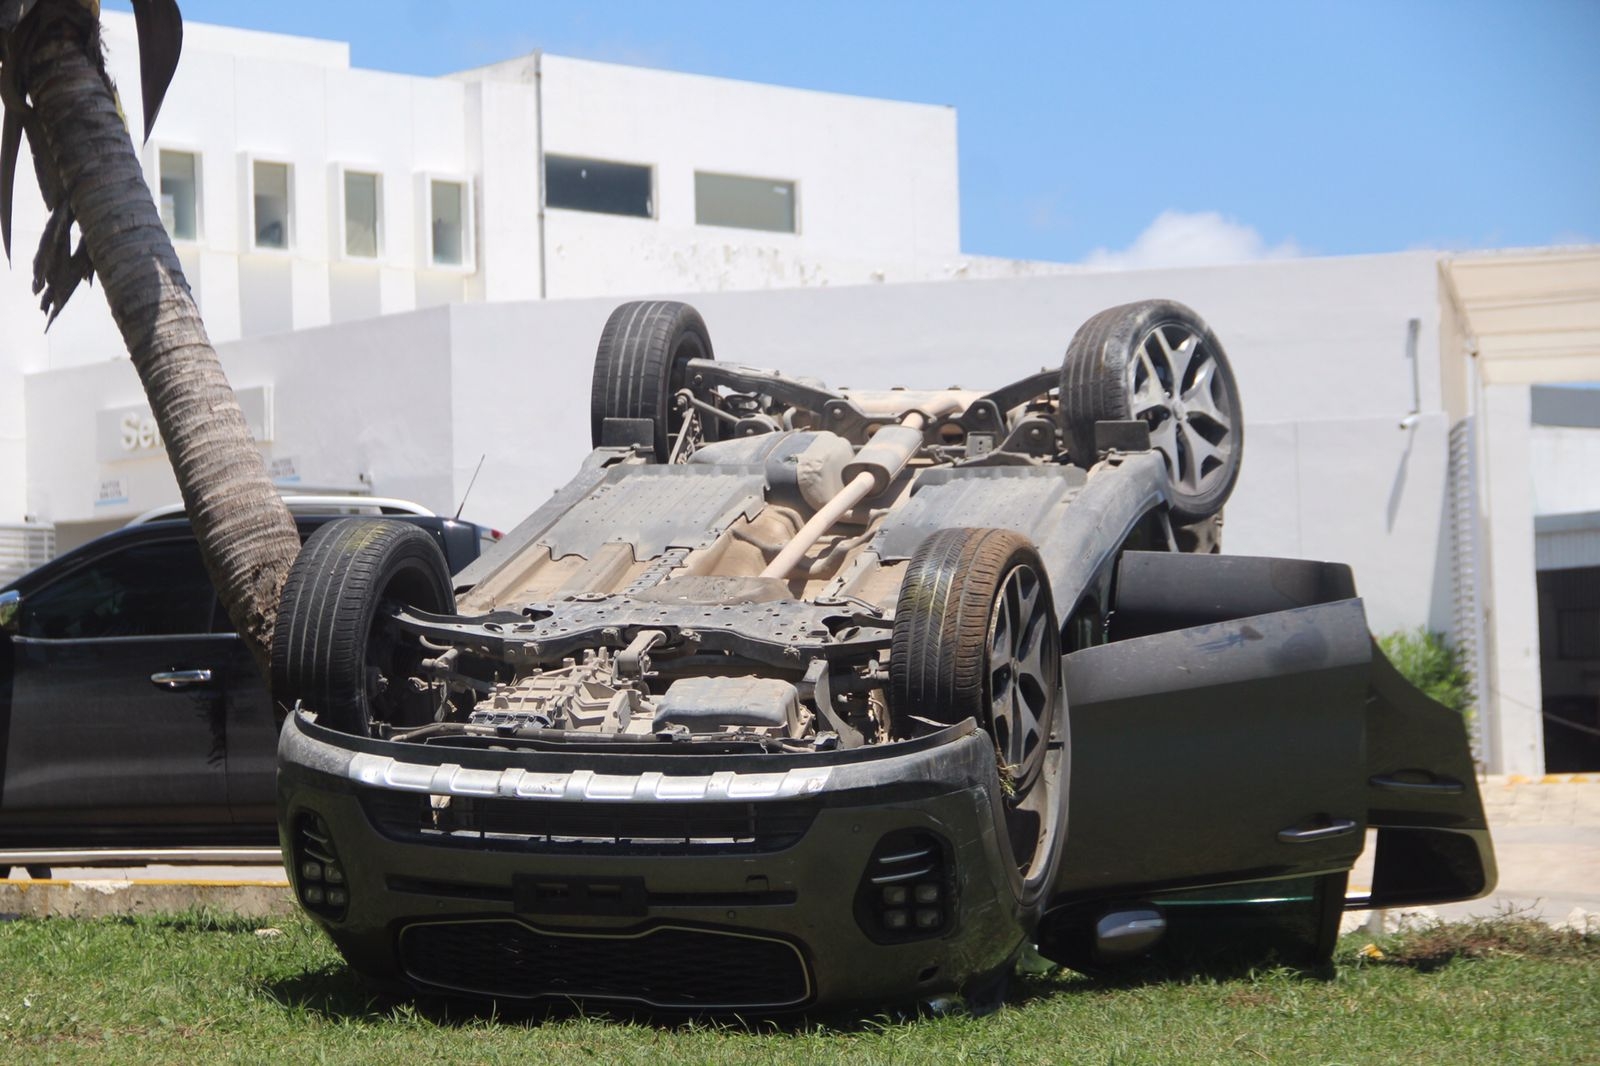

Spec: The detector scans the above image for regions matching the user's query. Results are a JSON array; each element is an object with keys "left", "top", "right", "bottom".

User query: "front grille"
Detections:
[
  {"left": 361, "top": 790, "right": 816, "bottom": 855},
  {"left": 399, "top": 919, "right": 812, "bottom": 1009}
]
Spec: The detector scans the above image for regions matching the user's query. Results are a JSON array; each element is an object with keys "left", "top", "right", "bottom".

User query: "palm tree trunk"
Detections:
[{"left": 27, "top": 23, "right": 299, "bottom": 672}]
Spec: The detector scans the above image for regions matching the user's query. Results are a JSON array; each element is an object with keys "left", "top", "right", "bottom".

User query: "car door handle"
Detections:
[
  {"left": 151, "top": 669, "right": 214, "bottom": 690},
  {"left": 1277, "top": 818, "right": 1359, "bottom": 844},
  {"left": 1369, "top": 772, "right": 1465, "bottom": 795}
]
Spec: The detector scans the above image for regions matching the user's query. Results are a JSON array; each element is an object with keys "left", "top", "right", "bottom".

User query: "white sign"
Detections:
[
  {"left": 96, "top": 386, "right": 273, "bottom": 463},
  {"left": 270, "top": 455, "right": 300, "bottom": 483},
  {"left": 95, "top": 478, "right": 129, "bottom": 506}
]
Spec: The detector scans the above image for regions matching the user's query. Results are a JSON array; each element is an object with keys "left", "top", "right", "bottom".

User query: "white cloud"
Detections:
[{"left": 1084, "top": 210, "right": 1301, "bottom": 270}]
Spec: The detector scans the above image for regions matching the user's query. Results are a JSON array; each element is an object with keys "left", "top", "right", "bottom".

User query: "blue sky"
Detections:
[{"left": 110, "top": 0, "right": 1599, "bottom": 267}]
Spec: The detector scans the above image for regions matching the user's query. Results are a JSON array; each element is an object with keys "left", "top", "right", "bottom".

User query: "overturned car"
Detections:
[{"left": 272, "top": 299, "right": 1494, "bottom": 1011}]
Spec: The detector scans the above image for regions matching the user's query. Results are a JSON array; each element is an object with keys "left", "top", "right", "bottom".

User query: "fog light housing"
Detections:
[
  {"left": 854, "top": 829, "right": 954, "bottom": 943},
  {"left": 293, "top": 812, "right": 349, "bottom": 921}
]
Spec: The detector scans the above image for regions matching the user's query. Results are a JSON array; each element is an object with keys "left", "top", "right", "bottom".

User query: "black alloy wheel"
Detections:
[
  {"left": 271, "top": 518, "right": 455, "bottom": 737},
  {"left": 889, "top": 527, "right": 1063, "bottom": 891},
  {"left": 1059, "top": 299, "right": 1243, "bottom": 523}
]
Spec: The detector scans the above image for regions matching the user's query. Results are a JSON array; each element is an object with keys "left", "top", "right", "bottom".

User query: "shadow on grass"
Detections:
[
  {"left": 264, "top": 964, "right": 417, "bottom": 1024},
  {"left": 262, "top": 965, "right": 989, "bottom": 1034},
  {"left": 83, "top": 910, "right": 1600, "bottom": 1031},
  {"left": 257, "top": 947, "right": 1340, "bottom": 1034}
]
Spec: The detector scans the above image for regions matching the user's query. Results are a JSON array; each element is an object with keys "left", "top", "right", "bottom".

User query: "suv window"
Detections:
[{"left": 20, "top": 539, "right": 217, "bottom": 640}]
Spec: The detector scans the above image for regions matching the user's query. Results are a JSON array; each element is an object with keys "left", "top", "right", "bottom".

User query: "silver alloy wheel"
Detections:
[
  {"left": 1127, "top": 323, "right": 1237, "bottom": 497},
  {"left": 987, "top": 561, "right": 1057, "bottom": 794}
]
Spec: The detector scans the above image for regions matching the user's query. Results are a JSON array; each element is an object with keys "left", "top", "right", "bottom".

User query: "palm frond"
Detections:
[
  {"left": 0, "top": 0, "right": 184, "bottom": 314},
  {"left": 0, "top": 107, "right": 18, "bottom": 258},
  {"left": 0, "top": 1, "right": 42, "bottom": 34},
  {"left": 130, "top": 0, "right": 179, "bottom": 142}
]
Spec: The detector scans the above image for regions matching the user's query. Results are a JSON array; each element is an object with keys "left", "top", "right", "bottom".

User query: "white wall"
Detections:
[
  {"left": 1531, "top": 425, "right": 1600, "bottom": 516},
  {"left": 455, "top": 53, "right": 972, "bottom": 298},
  {"left": 2, "top": 14, "right": 478, "bottom": 368},
  {"left": 2, "top": 15, "right": 985, "bottom": 520},
  {"left": 1479, "top": 383, "right": 1546, "bottom": 774},
  {"left": 541, "top": 56, "right": 958, "bottom": 261},
  {"left": 25, "top": 311, "right": 458, "bottom": 529},
  {"left": 0, "top": 290, "right": 49, "bottom": 524},
  {"left": 24, "top": 252, "right": 1441, "bottom": 605},
  {"left": 465, "top": 78, "right": 542, "bottom": 304},
  {"left": 439, "top": 253, "right": 1452, "bottom": 630}
]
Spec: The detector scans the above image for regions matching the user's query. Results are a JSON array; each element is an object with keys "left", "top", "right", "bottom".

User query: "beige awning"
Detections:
[{"left": 1446, "top": 247, "right": 1600, "bottom": 384}]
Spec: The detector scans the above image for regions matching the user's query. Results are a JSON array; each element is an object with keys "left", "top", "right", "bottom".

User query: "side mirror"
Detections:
[{"left": 0, "top": 589, "right": 20, "bottom": 634}]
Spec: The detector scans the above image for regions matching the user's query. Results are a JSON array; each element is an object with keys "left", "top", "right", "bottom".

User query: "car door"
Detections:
[
  {"left": 1052, "top": 553, "right": 1372, "bottom": 901},
  {"left": 0, "top": 533, "right": 233, "bottom": 840},
  {"left": 216, "top": 593, "right": 276, "bottom": 829}
]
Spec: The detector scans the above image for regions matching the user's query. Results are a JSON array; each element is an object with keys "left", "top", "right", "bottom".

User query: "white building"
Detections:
[
  {"left": 3, "top": 17, "right": 1598, "bottom": 776},
  {"left": 1, "top": 12, "right": 1060, "bottom": 530}
]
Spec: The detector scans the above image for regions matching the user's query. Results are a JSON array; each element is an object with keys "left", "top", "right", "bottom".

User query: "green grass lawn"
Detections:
[{"left": 1, "top": 912, "right": 1595, "bottom": 1064}]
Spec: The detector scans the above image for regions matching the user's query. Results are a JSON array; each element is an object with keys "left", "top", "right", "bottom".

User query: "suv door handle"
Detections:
[
  {"left": 1369, "top": 772, "right": 1465, "bottom": 795},
  {"left": 151, "top": 669, "right": 214, "bottom": 690},
  {"left": 1277, "top": 818, "right": 1358, "bottom": 844}
]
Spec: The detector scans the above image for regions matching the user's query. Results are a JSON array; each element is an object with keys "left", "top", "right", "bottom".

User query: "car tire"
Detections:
[
  {"left": 590, "top": 300, "right": 721, "bottom": 461},
  {"left": 271, "top": 518, "right": 455, "bottom": 737},
  {"left": 1059, "top": 300, "right": 1242, "bottom": 523},
  {"left": 889, "top": 527, "right": 1063, "bottom": 900}
]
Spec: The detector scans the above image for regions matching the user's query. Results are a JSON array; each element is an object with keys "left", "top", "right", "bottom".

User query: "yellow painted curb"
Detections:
[
  {"left": 1491, "top": 773, "right": 1599, "bottom": 786},
  {"left": 9, "top": 879, "right": 289, "bottom": 888}
]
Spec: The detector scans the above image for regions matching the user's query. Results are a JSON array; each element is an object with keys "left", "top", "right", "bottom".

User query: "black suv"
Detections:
[{"left": 0, "top": 502, "right": 489, "bottom": 876}]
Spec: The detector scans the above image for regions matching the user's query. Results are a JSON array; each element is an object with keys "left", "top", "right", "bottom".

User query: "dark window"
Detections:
[
  {"left": 695, "top": 172, "right": 796, "bottom": 233},
  {"left": 21, "top": 539, "right": 217, "bottom": 640},
  {"left": 544, "top": 155, "right": 653, "bottom": 218},
  {"left": 1557, "top": 608, "right": 1599, "bottom": 660}
]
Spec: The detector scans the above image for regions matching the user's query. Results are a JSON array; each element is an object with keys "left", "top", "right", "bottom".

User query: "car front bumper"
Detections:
[{"left": 276, "top": 711, "right": 1031, "bottom": 1011}]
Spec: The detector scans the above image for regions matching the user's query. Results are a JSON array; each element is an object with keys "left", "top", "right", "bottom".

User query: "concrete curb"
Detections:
[{"left": 0, "top": 879, "right": 295, "bottom": 919}]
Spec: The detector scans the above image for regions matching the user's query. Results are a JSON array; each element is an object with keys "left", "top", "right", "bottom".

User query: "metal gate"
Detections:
[{"left": 1448, "top": 417, "right": 1489, "bottom": 766}]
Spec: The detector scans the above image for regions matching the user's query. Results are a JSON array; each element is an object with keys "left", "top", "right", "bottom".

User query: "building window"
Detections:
[
  {"left": 20, "top": 539, "right": 217, "bottom": 640},
  {"left": 343, "top": 170, "right": 381, "bottom": 259},
  {"left": 429, "top": 179, "right": 470, "bottom": 267},
  {"left": 544, "top": 154, "right": 653, "bottom": 218},
  {"left": 1557, "top": 608, "right": 1599, "bottom": 660},
  {"left": 252, "top": 160, "right": 292, "bottom": 250},
  {"left": 695, "top": 172, "right": 796, "bottom": 234},
  {"left": 158, "top": 149, "right": 199, "bottom": 241}
]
